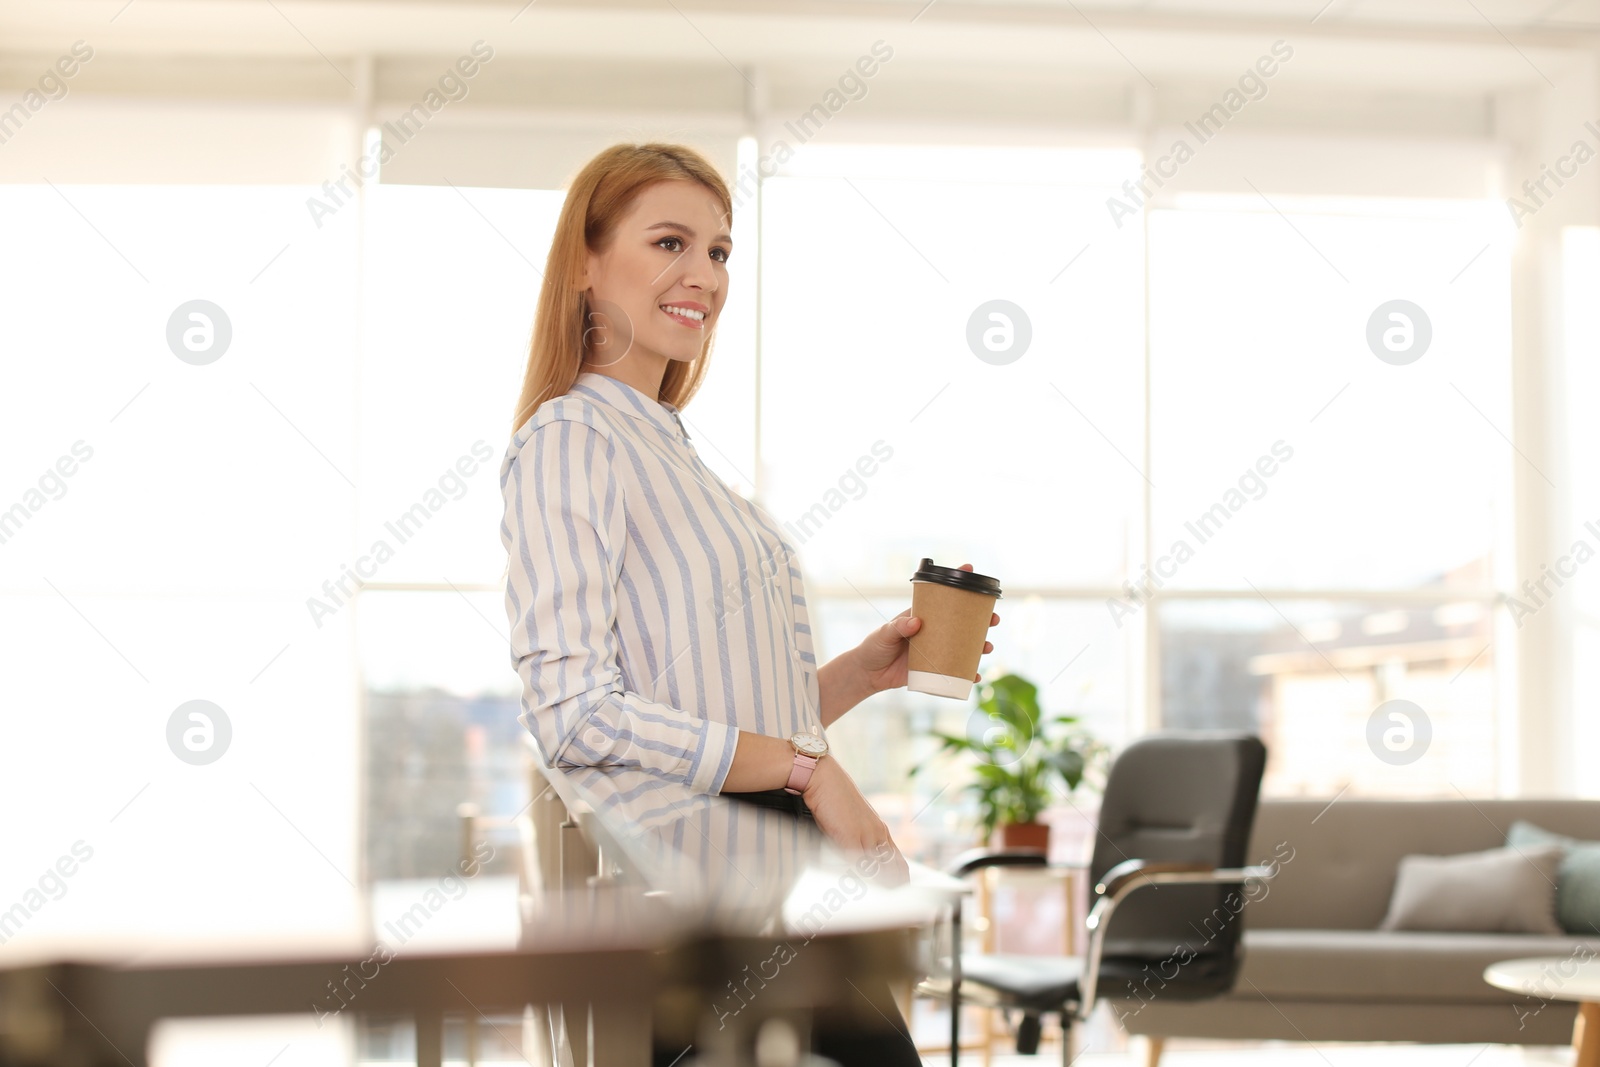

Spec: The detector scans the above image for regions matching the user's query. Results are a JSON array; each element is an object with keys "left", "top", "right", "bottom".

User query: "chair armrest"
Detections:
[
  {"left": 946, "top": 847, "right": 1049, "bottom": 878},
  {"left": 1096, "top": 859, "right": 1216, "bottom": 898},
  {"left": 1077, "top": 863, "right": 1277, "bottom": 1020}
]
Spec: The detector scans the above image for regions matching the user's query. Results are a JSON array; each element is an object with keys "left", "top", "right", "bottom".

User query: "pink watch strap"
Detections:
[{"left": 784, "top": 753, "right": 819, "bottom": 795}]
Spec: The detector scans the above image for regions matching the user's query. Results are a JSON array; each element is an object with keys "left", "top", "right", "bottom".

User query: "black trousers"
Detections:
[
  {"left": 724, "top": 785, "right": 815, "bottom": 819},
  {"left": 648, "top": 790, "right": 922, "bottom": 1067},
  {"left": 649, "top": 950, "right": 922, "bottom": 1064},
  {"left": 651, "top": 1024, "right": 921, "bottom": 1067}
]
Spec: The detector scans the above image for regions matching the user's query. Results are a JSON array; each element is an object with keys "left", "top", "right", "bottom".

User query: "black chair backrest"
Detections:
[{"left": 1089, "top": 732, "right": 1267, "bottom": 966}]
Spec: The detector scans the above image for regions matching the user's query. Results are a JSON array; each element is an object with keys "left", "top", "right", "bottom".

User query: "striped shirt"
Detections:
[{"left": 500, "top": 370, "right": 824, "bottom": 795}]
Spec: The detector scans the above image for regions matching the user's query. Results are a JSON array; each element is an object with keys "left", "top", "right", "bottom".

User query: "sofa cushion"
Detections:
[
  {"left": 1239, "top": 928, "right": 1600, "bottom": 1003},
  {"left": 1378, "top": 844, "right": 1564, "bottom": 934},
  {"left": 1508, "top": 820, "right": 1600, "bottom": 936}
]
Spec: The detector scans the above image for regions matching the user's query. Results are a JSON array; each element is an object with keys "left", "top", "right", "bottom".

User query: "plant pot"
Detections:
[{"left": 998, "top": 821, "right": 1050, "bottom": 852}]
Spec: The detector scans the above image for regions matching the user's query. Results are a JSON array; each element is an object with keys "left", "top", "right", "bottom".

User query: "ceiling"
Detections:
[
  {"left": 6, "top": 0, "right": 1599, "bottom": 55},
  {"left": 1, "top": 0, "right": 1594, "bottom": 105}
]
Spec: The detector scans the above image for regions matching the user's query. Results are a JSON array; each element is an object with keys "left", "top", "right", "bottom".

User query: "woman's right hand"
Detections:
[{"left": 802, "top": 757, "right": 909, "bottom": 883}]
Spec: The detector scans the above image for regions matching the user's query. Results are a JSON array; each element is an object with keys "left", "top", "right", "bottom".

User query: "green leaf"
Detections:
[
  {"left": 907, "top": 670, "right": 1108, "bottom": 842},
  {"left": 1046, "top": 748, "right": 1087, "bottom": 789}
]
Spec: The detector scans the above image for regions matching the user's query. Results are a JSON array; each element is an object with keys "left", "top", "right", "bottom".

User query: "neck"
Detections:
[{"left": 582, "top": 352, "right": 669, "bottom": 402}]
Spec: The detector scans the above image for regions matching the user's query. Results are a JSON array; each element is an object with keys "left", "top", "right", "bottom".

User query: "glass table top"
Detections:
[{"left": 529, "top": 759, "right": 961, "bottom": 940}]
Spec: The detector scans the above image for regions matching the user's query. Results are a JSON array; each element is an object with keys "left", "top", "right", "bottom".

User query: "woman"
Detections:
[{"left": 498, "top": 142, "right": 999, "bottom": 1057}]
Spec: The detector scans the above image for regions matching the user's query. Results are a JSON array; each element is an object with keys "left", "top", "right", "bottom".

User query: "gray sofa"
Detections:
[{"left": 1115, "top": 798, "right": 1600, "bottom": 1050}]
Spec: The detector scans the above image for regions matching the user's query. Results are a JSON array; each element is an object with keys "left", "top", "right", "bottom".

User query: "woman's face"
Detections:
[{"left": 581, "top": 179, "right": 731, "bottom": 370}]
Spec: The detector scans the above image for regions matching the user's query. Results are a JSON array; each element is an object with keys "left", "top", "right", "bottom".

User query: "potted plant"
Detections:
[{"left": 912, "top": 672, "right": 1107, "bottom": 851}]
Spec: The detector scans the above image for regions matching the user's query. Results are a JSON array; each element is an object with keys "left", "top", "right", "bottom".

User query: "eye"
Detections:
[
  {"left": 711, "top": 246, "right": 730, "bottom": 264},
  {"left": 655, "top": 236, "right": 684, "bottom": 252}
]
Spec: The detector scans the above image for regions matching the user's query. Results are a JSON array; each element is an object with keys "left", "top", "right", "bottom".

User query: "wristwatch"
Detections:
[{"left": 783, "top": 732, "right": 829, "bottom": 795}]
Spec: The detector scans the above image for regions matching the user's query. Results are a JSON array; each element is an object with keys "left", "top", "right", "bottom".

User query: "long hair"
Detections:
[{"left": 508, "top": 143, "right": 733, "bottom": 436}]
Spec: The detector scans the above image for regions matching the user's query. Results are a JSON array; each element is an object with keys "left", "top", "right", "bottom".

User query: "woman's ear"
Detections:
[{"left": 578, "top": 245, "right": 602, "bottom": 291}]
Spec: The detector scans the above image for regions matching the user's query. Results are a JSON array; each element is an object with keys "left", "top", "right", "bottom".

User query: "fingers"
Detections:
[
  {"left": 889, "top": 608, "right": 920, "bottom": 635},
  {"left": 983, "top": 641, "right": 993, "bottom": 653},
  {"left": 874, "top": 834, "right": 910, "bottom": 887}
]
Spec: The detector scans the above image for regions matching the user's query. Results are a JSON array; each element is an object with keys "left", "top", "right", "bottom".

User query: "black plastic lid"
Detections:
[{"left": 910, "top": 558, "right": 1002, "bottom": 598}]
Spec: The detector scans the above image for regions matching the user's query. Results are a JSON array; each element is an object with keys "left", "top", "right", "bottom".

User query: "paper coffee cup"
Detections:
[{"left": 906, "top": 557, "right": 1002, "bottom": 700}]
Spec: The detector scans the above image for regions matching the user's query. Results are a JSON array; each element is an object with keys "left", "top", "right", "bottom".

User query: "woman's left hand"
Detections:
[{"left": 853, "top": 563, "right": 999, "bottom": 695}]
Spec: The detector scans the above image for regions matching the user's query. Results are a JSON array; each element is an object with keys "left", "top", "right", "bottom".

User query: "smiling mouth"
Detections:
[{"left": 660, "top": 304, "right": 707, "bottom": 329}]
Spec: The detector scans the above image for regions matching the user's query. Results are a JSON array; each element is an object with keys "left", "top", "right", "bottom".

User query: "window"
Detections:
[
  {"left": 0, "top": 184, "right": 364, "bottom": 944},
  {"left": 758, "top": 142, "right": 1147, "bottom": 859},
  {"left": 356, "top": 185, "right": 559, "bottom": 887},
  {"left": 1148, "top": 196, "right": 1514, "bottom": 796},
  {"left": 759, "top": 149, "right": 1517, "bottom": 833},
  {"left": 1563, "top": 226, "right": 1600, "bottom": 794}
]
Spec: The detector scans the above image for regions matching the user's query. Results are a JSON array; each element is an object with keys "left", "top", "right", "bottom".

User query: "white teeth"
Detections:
[{"left": 662, "top": 305, "right": 705, "bottom": 321}]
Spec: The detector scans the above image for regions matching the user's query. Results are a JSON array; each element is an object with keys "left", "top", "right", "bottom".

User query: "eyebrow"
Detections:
[{"left": 645, "top": 220, "right": 733, "bottom": 245}]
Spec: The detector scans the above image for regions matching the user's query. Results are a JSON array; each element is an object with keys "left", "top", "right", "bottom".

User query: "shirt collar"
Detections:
[{"left": 571, "top": 371, "right": 691, "bottom": 443}]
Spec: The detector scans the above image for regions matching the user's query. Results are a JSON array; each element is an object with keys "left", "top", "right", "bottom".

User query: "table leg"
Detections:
[
  {"left": 416, "top": 1010, "right": 443, "bottom": 1067},
  {"left": 1576, "top": 1002, "right": 1600, "bottom": 1067},
  {"left": 951, "top": 901, "right": 962, "bottom": 1067},
  {"left": 591, "top": 998, "right": 651, "bottom": 1066}
]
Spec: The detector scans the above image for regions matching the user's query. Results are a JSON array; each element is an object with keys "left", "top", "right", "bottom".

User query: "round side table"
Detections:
[{"left": 1485, "top": 955, "right": 1600, "bottom": 1067}]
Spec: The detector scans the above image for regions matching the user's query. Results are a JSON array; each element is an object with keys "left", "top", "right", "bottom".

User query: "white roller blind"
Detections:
[
  {"left": 374, "top": 117, "right": 741, "bottom": 191},
  {"left": 1142, "top": 130, "right": 1506, "bottom": 201},
  {"left": 0, "top": 98, "right": 359, "bottom": 184}
]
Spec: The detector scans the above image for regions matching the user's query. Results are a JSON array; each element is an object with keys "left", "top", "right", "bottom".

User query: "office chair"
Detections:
[{"left": 923, "top": 731, "right": 1272, "bottom": 1065}]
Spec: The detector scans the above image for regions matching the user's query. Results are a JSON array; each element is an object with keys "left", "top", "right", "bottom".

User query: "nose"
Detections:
[{"left": 678, "top": 246, "right": 719, "bottom": 296}]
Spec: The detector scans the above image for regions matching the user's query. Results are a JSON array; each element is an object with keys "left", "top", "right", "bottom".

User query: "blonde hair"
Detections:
[{"left": 509, "top": 143, "right": 733, "bottom": 435}]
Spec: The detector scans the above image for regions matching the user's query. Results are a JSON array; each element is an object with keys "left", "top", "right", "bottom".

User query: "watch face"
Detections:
[{"left": 791, "top": 733, "right": 827, "bottom": 757}]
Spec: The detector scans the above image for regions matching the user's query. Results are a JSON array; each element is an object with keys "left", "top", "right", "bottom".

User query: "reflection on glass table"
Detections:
[{"left": 519, "top": 749, "right": 970, "bottom": 1066}]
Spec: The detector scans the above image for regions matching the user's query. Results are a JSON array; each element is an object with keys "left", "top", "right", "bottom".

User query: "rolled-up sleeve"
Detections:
[{"left": 501, "top": 417, "right": 740, "bottom": 794}]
